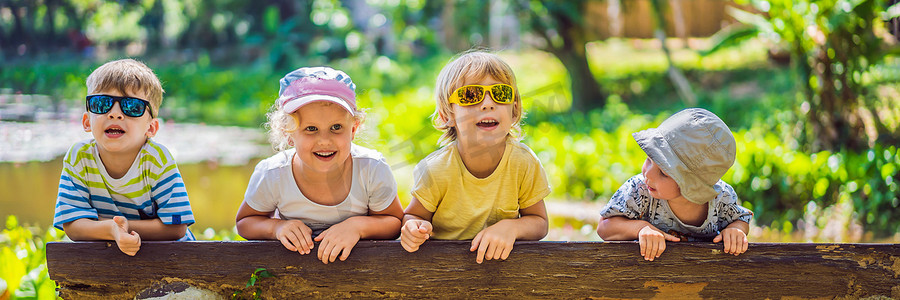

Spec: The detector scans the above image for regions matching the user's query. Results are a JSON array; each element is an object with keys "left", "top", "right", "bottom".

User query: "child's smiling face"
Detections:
[
  {"left": 82, "top": 88, "right": 158, "bottom": 156},
  {"left": 641, "top": 157, "right": 683, "bottom": 201},
  {"left": 447, "top": 75, "right": 516, "bottom": 146},
  {"left": 289, "top": 101, "right": 358, "bottom": 173}
]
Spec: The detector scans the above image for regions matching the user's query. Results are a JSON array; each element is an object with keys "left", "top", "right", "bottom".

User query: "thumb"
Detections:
[
  {"left": 712, "top": 234, "right": 722, "bottom": 243},
  {"left": 664, "top": 233, "right": 681, "bottom": 242},
  {"left": 113, "top": 216, "right": 128, "bottom": 231},
  {"left": 418, "top": 222, "right": 432, "bottom": 235}
]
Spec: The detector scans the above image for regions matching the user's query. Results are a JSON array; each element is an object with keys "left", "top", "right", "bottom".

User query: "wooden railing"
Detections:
[{"left": 46, "top": 241, "right": 900, "bottom": 299}]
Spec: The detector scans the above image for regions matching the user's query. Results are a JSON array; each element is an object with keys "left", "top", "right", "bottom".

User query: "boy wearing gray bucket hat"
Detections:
[{"left": 596, "top": 108, "right": 753, "bottom": 261}]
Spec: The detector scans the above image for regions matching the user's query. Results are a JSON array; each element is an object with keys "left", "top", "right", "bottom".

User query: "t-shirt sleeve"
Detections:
[
  {"left": 410, "top": 160, "right": 440, "bottom": 212},
  {"left": 150, "top": 147, "right": 195, "bottom": 226},
  {"left": 599, "top": 175, "right": 648, "bottom": 220},
  {"left": 713, "top": 182, "right": 754, "bottom": 229},
  {"left": 53, "top": 148, "right": 98, "bottom": 230},
  {"left": 243, "top": 159, "right": 278, "bottom": 213},
  {"left": 518, "top": 150, "right": 551, "bottom": 209},
  {"left": 365, "top": 158, "right": 398, "bottom": 212}
]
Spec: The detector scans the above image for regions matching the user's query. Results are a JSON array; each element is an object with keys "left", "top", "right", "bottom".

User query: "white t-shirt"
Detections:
[{"left": 243, "top": 144, "right": 397, "bottom": 234}]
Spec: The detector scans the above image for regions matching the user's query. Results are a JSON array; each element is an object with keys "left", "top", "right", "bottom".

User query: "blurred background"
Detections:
[{"left": 2, "top": 0, "right": 900, "bottom": 296}]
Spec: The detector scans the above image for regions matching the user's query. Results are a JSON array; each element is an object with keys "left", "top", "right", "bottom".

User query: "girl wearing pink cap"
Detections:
[{"left": 236, "top": 67, "right": 403, "bottom": 264}]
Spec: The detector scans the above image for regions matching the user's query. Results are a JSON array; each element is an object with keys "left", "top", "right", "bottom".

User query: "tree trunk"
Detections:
[
  {"left": 548, "top": 3, "right": 606, "bottom": 112},
  {"left": 554, "top": 47, "right": 606, "bottom": 111}
]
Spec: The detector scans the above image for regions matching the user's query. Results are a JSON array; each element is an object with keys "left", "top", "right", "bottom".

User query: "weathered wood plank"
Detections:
[{"left": 46, "top": 241, "right": 900, "bottom": 299}]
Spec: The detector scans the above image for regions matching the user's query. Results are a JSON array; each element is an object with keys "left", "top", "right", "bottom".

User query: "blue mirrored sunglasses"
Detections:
[{"left": 85, "top": 95, "right": 153, "bottom": 118}]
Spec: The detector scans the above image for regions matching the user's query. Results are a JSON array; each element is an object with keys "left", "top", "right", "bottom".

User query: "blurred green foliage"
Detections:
[
  {"left": 712, "top": 0, "right": 898, "bottom": 151},
  {"left": 0, "top": 216, "right": 63, "bottom": 300}
]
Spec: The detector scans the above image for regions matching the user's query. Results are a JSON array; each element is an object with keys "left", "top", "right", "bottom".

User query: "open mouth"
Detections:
[
  {"left": 104, "top": 126, "right": 126, "bottom": 137},
  {"left": 314, "top": 151, "right": 336, "bottom": 158},
  {"left": 475, "top": 119, "right": 499, "bottom": 129}
]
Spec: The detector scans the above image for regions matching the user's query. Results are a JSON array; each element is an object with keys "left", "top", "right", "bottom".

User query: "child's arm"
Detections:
[
  {"left": 713, "top": 220, "right": 749, "bottom": 255},
  {"left": 120, "top": 219, "right": 187, "bottom": 240},
  {"left": 235, "top": 202, "right": 315, "bottom": 254},
  {"left": 469, "top": 200, "right": 549, "bottom": 264},
  {"left": 597, "top": 216, "right": 680, "bottom": 261},
  {"left": 400, "top": 197, "right": 434, "bottom": 253},
  {"left": 313, "top": 196, "right": 404, "bottom": 264},
  {"left": 63, "top": 216, "right": 141, "bottom": 256}
]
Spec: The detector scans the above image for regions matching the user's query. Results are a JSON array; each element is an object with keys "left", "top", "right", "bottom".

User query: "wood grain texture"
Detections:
[{"left": 46, "top": 241, "right": 900, "bottom": 299}]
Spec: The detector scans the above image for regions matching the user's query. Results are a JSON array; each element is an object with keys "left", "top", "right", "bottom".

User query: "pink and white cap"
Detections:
[{"left": 277, "top": 66, "right": 357, "bottom": 115}]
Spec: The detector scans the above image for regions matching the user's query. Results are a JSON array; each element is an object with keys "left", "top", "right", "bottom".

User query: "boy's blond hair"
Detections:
[
  {"left": 266, "top": 102, "right": 366, "bottom": 152},
  {"left": 432, "top": 51, "right": 524, "bottom": 145},
  {"left": 86, "top": 59, "right": 164, "bottom": 117}
]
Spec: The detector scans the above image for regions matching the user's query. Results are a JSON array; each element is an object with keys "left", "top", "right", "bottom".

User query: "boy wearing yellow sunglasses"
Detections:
[{"left": 400, "top": 51, "right": 550, "bottom": 263}]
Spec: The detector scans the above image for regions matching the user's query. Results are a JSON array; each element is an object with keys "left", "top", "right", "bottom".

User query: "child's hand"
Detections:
[
  {"left": 713, "top": 227, "right": 748, "bottom": 255},
  {"left": 274, "top": 220, "right": 314, "bottom": 254},
  {"left": 313, "top": 222, "right": 361, "bottom": 264},
  {"left": 638, "top": 225, "right": 680, "bottom": 261},
  {"left": 111, "top": 216, "right": 141, "bottom": 256},
  {"left": 400, "top": 220, "right": 432, "bottom": 252},
  {"left": 470, "top": 219, "right": 517, "bottom": 264}
]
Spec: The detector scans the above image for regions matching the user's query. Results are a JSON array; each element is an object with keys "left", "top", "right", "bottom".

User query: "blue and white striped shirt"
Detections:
[{"left": 53, "top": 138, "right": 195, "bottom": 240}]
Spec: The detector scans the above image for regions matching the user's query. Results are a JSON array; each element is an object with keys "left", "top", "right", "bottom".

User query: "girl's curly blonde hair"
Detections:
[
  {"left": 432, "top": 50, "right": 524, "bottom": 146},
  {"left": 265, "top": 101, "right": 366, "bottom": 152}
]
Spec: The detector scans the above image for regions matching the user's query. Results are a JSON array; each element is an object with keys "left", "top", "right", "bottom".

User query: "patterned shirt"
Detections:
[
  {"left": 599, "top": 174, "right": 752, "bottom": 241},
  {"left": 53, "top": 139, "right": 195, "bottom": 240}
]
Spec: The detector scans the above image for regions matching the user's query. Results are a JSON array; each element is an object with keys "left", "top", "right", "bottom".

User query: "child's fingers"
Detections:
[
  {"left": 403, "top": 222, "right": 429, "bottom": 240},
  {"left": 317, "top": 238, "right": 328, "bottom": 263},
  {"left": 400, "top": 238, "right": 419, "bottom": 252},
  {"left": 301, "top": 227, "right": 315, "bottom": 250},
  {"left": 475, "top": 242, "right": 487, "bottom": 264},
  {"left": 288, "top": 230, "right": 310, "bottom": 254},
  {"left": 724, "top": 234, "right": 733, "bottom": 254},
  {"left": 730, "top": 234, "right": 741, "bottom": 255},
  {"left": 500, "top": 244, "right": 513, "bottom": 260},
  {"left": 656, "top": 240, "right": 666, "bottom": 259},
  {"left": 645, "top": 239, "right": 658, "bottom": 261},
  {"left": 328, "top": 244, "right": 344, "bottom": 263},
  {"left": 483, "top": 241, "right": 498, "bottom": 261},
  {"left": 663, "top": 233, "right": 680, "bottom": 242},
  {"left": 712, "top": 234, "right": 723, "bottom": 243},
  {"left": 470, "top": 231, "right": 484, "bottom": 252},
  {"left": 418, "top": 222, "right": 433, "bottom": 235},
  {"left": 278, "top": 235, "right": 298, "bottom": 252},
  {"left": 739, "top": 237, "right": 749, "bottom": 255},
  {"left": 401, "top": 230, "right": 427, "bottom": 247},
  {"left": 339, "top": 244, "right": 354, "bottom": 261},
  {"left": 490, "top": 242, "right": 504, "bottom": 261}
]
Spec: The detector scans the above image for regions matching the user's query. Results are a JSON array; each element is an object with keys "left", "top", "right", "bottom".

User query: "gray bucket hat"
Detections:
[{"left": 632, "top": 108, "right": 736, "bottom": 204}]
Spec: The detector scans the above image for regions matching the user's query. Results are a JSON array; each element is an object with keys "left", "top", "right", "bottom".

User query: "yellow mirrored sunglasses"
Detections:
[{"left": 448, "top": 84, "right": 516, "bottom": 106}]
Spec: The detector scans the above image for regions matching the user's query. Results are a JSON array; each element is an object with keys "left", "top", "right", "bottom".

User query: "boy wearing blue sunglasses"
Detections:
[{"left": 53, "top": 59, "right": 195, "bottom": 256}]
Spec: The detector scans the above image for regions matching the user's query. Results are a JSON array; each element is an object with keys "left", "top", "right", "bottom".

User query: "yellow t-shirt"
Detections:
[{"left": 411, "top": 138, "right": 551, "bottom": 240}]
